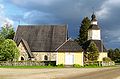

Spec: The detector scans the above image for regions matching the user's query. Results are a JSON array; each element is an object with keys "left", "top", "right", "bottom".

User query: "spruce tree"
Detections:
[
  {"left": 87, "top": 41, "right": 99, "bottom": 61},
  {"left": 108, "top": 49, "right": 114, "bottom": 61},
  {"left": 77, "top": 17, "right": 91, "bottom": 45},
  {"left": 114, "top": 48, "right": 120, "bottom": 62}
]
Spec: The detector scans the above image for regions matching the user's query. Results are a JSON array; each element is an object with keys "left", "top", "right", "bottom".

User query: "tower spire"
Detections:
[
  {"left": 92, "top": 7, "right": 95, "bottom": 15},
  {"left": 91, "top": 10, "right": 97, "bottom": 25},
  {"left": 88, "top": 11, "right": 101, "bottom": 40}
]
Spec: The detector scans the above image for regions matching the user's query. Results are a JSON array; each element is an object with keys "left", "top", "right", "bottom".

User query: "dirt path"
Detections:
[
  {"left": 0, "top": 67, "right": 117, "bottom": 79},
  {"left": 64, "top": 68, "right": 120, "bottom": 79}
]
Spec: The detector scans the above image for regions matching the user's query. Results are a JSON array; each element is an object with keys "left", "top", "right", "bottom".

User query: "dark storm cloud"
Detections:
[
  {"left": 8, "top": 0, "right": 105, "bottom": 37},
  {"left": 8, "top": 0, "right": 105, "bottom": 23},
  {"left": 96, "top": 0, "right": 120, "bottom": 48},
  {"left": 4, "top": 0, "right": 120, "bottom": 48}
]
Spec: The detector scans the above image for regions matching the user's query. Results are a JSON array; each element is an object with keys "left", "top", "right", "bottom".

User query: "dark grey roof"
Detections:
[
  {"left": 57, "top": 39, "right": 83, "bottom": 52},
  {"left": 20, "top": 39, "right": 34, "bottom": 58},
  {"left": 82, "top": 40, "right": 107, "bottom": 52},
  {"left": 89, "top": 13, "right": 100, "bottom": 30},
  {"left": 89, "top": 25, "right": 100, "bottom": 30},
  {"left": 91, "top": 13, "right": 97, "bottom": 21},
  {"left": 14, "top": 24, "right": 68, "bottom": 52}
]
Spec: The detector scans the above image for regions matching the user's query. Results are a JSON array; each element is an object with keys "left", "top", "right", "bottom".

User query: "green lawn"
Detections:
[
  {"left": 83, "top": 65, "right": 116, "bottom": 68},
  {"left": 0, "top": 66, "right": 64, "bottom": 69},
  {"left": 0, "top": 65, "right": 115, "bottom": 69}
]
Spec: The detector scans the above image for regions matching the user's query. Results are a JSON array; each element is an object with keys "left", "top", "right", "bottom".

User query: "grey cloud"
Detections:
[
  {"left": 8, "top": 0, "right": 105, "bottom": 37},
  {"left": 94, "top": 0, "right": 120, "bottom": 48},
  {"left": 23, "top": 10, "right": 61, "bottom": 24},
  {"left": 9, "top": 0, "right": 105, "bottom": 21},
  {"left": 5, "top": 0, "right": 120, "bottom": 48}
]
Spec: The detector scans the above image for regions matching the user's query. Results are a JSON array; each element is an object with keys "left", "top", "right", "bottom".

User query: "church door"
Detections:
[{"left": 65, "top": 53, "right": 74, "bottom": 65}]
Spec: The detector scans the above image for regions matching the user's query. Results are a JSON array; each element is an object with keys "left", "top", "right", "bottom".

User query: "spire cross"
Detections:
[{"left": 92, "top": 7, "right": 95, "bottom": 14}]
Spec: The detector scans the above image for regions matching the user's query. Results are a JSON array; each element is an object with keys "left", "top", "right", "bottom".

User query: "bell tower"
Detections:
[{"left": 88, "top": 13, "right": 101, "bottom": 40}]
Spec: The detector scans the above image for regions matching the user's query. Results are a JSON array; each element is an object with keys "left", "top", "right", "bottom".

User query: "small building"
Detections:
[
  {"left": 14, "top": 25, "right": 83, "bottom": 66},
  {"left": 56, "top": 39, "right": 83, "bottom": 66}
]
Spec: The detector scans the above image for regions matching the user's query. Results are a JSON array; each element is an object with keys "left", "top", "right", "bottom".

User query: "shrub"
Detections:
[
  {"left": 0, "top": 39, "right": 20, "bottom": 61},
  {"left": 84, "top": 64, "right": 99, "bottom": 67},
  {"left": 73, "top": 64, "right": 81, "bottom": 68},
  {"left": 103, "top": 57, "right": 112, "bottom": 62},
  {"left": 57, "top": 64, "right": 64, "bottom": 67},
  {"left": 48, "top": 64, "right": 51, "bottom": 67}
]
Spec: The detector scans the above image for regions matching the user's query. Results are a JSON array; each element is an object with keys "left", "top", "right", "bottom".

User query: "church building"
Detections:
[
  {"left": 14, "top": 13, "right": 107, "bottom": 66},
  {"left": 83, "top": 13, "right": 108, "bottom": 61},
  {"left": 14, "top": 25, "right": 84, "bottom": 66}
]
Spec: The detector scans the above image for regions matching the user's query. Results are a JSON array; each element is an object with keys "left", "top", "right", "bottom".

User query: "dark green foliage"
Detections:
[
  {"left": 43, "top": 61, "right": 56, "bottom": 66},
  {"left": 108, "top": 49, "right": 114, "bottom": 60},
  {"left": 0, "top": 34, "right": 5, "bottom": 44},
  {"left": 57, "top": 64, "right": 64, "bottom": 67},
  {"left": 0, "top": 25, "right": 15, "bottom": 39},
  {"left": 108, "top": 48, "right": 120, "bottom": 63},
  {"left": 73, "top": 64, "right": 82, "bottom": 68},
  {"left": 114, "top": 48, "right": 120, "bottom": 62},
  {"left": 0, "top": 25, "right": 19, "bottom": 61},
  {"left": 102, "top": 57, "right": 111, "bottom": 62},
  {"left": 0, "top": 39, "right": 19, "bottom": 61},
  {"left": 87, "top": 42, "right": 99, "bottom": 61},
  {"left": 0, "top": 66, "right": 62, "bottom": 68},
  {"left": 84, "top": 63, "right": 99, "bottom": 67},
  {"left": 76, "top": 17, "right": 91, "bottom": 45}
]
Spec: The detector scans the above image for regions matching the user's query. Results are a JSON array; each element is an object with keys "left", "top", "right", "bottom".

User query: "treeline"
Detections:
[{"left": 108, "top": 48, "right": 120, "bottom": 63}]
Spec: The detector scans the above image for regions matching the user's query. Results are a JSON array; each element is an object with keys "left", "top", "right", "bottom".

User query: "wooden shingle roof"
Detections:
[
  {"left": 14, "top": 24, "right": 68, "bottom": 52},
  {"left": 56, "top": 39, "right": 83, "bottom": 52}
]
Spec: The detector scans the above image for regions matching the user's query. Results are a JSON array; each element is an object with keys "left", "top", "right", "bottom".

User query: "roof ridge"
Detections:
[{"left": 18, "top": 24, "right": 67, "bottom": 26}]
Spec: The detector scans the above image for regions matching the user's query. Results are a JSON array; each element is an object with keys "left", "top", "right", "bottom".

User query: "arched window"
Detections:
[
  {"left": 44, "top": 55, "right": 48, "bottom": 60},
  {"left": 21, "top": 57, "right": 24, "bottom": 60}
]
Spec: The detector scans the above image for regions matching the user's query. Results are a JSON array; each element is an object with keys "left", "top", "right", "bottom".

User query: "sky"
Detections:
[{"left": 0, "top": 0, "right": 120, "bottom": 49}]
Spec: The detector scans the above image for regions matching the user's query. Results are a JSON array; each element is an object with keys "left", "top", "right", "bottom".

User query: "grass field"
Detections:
[
  {"left": 0, "top": 65, "right": 115, "bottom": 69},
  {"left": 0, "top": 65, "right": 64, "bottom": 69}
]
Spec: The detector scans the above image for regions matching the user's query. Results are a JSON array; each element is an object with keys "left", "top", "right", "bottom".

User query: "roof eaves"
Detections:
[{"left": 21, "top": 39, "right": 34, "bottom": 58}]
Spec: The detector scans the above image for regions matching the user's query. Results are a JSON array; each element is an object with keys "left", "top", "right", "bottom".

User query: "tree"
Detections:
[
  {"left": 108, "top": 49, "right": 114, "bottom": 60},
  {"left": 103, "top": 57, "right": 111, "bottom": 62},
  {"left": 114, "top": 48, "right": 120, "bottom": 62},
  {"left": 0, "top": 24, "right": 15, "bottom": 39},
  {"left": 108, "top": 48, "right": 120, "bottom": 63},
  {"left": 0, "top": 34, "right": 5, "bottom": 44},
  {"left": 76, "top": 17, "right": 91, "bottom": 45},
  {"left": 87, "top": 42, "right": 99, "bottom": 61},
  {"left": 0, "top": 39, "right": 19, "bottom": 61}
]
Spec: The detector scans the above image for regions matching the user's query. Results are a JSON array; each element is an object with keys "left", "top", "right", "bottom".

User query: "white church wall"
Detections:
[
  {"left": 91, "top": 30, "right": 101, "bottom": 40},
  {"left": 91, "top": 21, "right": 97, "bottom": 25}
]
